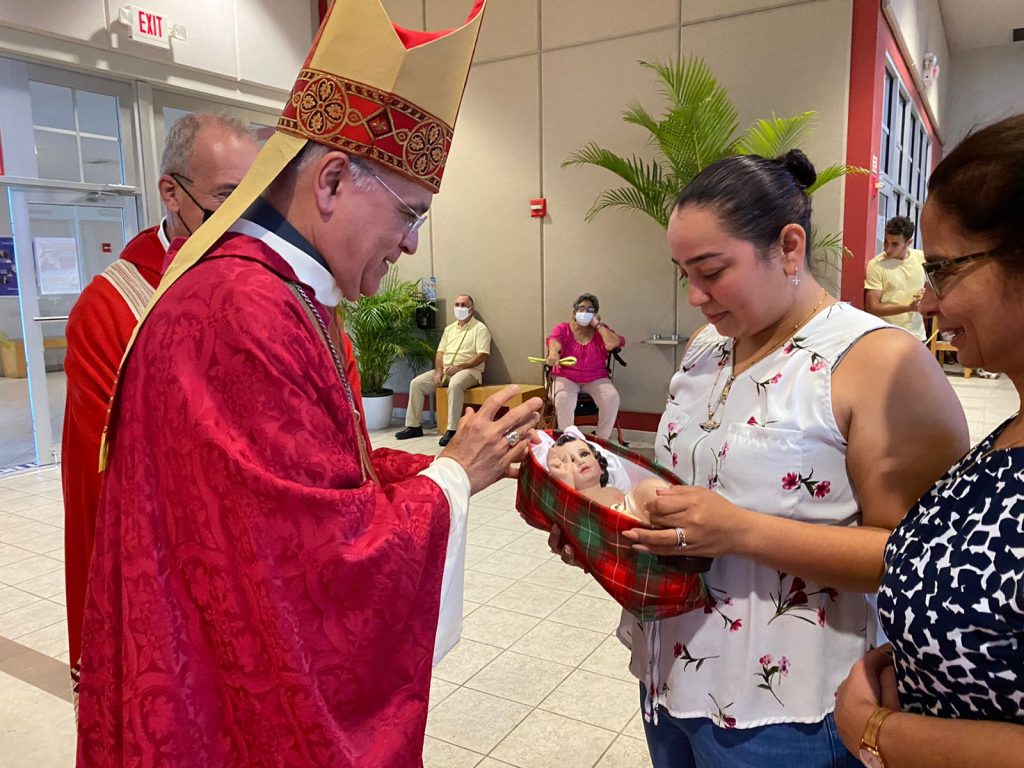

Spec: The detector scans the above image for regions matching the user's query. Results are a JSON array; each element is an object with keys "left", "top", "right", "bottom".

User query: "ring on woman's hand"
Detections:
[
  {"left": 674, "top": 527, "right": 687, "bottom": 549},
  {"left": 504, "top": 430, "right": 521, "bottom": 448}
]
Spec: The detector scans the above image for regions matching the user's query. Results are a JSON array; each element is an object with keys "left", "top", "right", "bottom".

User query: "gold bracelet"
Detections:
[{"left": 857, "top": 706, "right": 895, "bottom": 768}]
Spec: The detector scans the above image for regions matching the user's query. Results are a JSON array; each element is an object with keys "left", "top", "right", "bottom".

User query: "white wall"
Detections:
[
  {"left": 884, "top": 0, "right": 951, "bottom": 138},
  {"left": 947, "top": 44, "right": 1024, "bottom": 145},
  {"left": 387, "top": 0, "right": 855, "bottom": 414},
  {"left": 0, "top": 0, "right": 313, "bottom": 108}
]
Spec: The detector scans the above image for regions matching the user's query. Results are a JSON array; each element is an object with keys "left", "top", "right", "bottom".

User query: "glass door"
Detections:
[{"left": 3, "top": 187, "right": 140, "bottom": 469}]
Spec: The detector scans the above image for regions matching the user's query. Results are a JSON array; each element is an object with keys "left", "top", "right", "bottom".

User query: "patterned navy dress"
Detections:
[{"left": 878, "top": 416, "right": 1024, "bottom": 722}]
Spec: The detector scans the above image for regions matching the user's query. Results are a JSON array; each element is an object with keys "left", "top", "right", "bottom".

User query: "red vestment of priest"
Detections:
[
  {"left": 61, "top": 226, "right": 164, "bottom": 674},
  {"left": 77, "top": 233, "right": 449, "bottom": 767}
]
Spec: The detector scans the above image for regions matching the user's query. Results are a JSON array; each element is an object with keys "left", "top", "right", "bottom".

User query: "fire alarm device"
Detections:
[{"left": 530, "top": 198, "right": 547, "bottom": 218}]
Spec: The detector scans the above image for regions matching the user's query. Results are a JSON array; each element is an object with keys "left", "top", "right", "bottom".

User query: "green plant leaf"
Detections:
[
  {"left": 735, "top": 112, "right": 817, "bottom": 158},
  {"left": 338, "top": 269, "right": 436, "bottom": 394},
  {"left": 805, "top": 163, "right": 869, "bottom": 195}
]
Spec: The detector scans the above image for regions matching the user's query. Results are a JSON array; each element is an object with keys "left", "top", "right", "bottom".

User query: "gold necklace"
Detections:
[{"left": 700, "top": 291, "right": 829, "bottom": 432}]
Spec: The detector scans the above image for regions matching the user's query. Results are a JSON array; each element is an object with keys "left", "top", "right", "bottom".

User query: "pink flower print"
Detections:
[
  {"left": 810, "top": 359, "right": 827, "bottom": 372},
  {"left": 672, "top": 453, "right": 679, "bottom": 468},
  {"left": 723, "top": 597, "right": 733, "bottom": 606},
  {"left": 771, "top": 571, "right": 838, "bottom": 625},
  {"left": 718, "top": 442, "right": 729, "bottom": 458},
  {"left": 755, "top": 656, "right": 788, "bottom": 706},
  {"left": 770, "top": 373, "right": 782, "bottom": 384},
  {"left": 825, "top": 587, "right": 838, "bottom": 602},
  {"left": 747, "top": 416, "right": 758, "bottom": 425},
  {"left": 729, "top": 619, "right": 743, "bottom": 632},
  {"left": 783, "top": 469, "right": 833, "bottom": 499},
  {"left": 709, "top": 694, "right": 737, "bottom": 729},
  {"left": 667, "top": 422, "right": 677, "bottom": 431},
  {"left": 675, "top": 643, "right": 720, "bottom": 671},
  {"left": 783, "top": 343, "right": 794, "bottom": 354}
]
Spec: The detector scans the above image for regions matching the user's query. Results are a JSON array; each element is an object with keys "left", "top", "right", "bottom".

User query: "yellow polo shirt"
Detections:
[
  {"left": 865, "top": 248, "right": 926, "bottom": 340},
  {"left": 438, "top": 316, "right": 491, "bottom": 374}
]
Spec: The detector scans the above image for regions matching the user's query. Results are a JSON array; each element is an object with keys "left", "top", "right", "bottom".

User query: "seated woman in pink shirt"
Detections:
[{"left": 545, "top": 293, "right": 624, "bottom": 440}]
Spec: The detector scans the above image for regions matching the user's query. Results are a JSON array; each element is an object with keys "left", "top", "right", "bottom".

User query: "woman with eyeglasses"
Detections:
[
  {"left": 835, "top": 114, "right": 1024, "bottom": 767},
  {"left": 545, "top": 293, "right": 624, "bottom": 440}
]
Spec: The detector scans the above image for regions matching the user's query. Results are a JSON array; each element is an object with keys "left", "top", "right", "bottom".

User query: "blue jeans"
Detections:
[{"left": 640, "top": 685, "right": 860, "bottom": 768}]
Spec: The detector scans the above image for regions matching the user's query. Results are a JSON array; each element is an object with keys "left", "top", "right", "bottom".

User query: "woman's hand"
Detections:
[
  {"left": 590, "top": 313, "right": 602, "bottom": 328},
  {"left": 835, "top": 644, "right": 901, "bottom": 754},
  {"left": 547, "top": 525, "right": 588, "bottom": 572},
  {"left": 620, "top": 485, "right": 752, "bottom": 557}
]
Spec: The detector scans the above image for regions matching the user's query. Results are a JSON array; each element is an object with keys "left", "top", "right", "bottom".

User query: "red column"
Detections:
[{"left": 840, "top": 0, "right": 885, "bottom": 307}]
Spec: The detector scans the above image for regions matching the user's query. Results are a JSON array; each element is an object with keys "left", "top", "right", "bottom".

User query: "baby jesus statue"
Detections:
[{"left": 546, "top": 435, "right": 667, "bottom": 526}]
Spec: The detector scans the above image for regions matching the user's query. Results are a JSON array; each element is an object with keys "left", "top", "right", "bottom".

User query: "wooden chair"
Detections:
[{"left": 929, "top": 332, "right": 972, "bottom": 378}]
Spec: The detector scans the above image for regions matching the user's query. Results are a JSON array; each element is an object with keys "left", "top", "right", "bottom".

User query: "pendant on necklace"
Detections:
[{"left": 699, "top": 419, "right": 721, "bottom": 432}]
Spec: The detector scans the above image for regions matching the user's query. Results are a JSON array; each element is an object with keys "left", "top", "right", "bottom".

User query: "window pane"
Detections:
[
  {"left": 76, "top": 90, "right": 120, "bottom": 137},
  {"left": 30, "top": 81, "right": 75, "bottom": 131},
  {"left": 162, "top": 108, "right": 191, "bottom": 142},
  {"left": 34, "top": 129, "right": 81, "bottom": 181},
  {"left": 81, "top": 137, "right": 123, "bottom": 184}
]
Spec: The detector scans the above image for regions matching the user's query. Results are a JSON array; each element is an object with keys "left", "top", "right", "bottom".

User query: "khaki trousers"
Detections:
[{"left": 406, "top": 368, "right": 482, "bottom": 431}]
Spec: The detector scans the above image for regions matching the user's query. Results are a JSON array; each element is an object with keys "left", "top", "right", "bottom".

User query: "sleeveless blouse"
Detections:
[{"left": 627, "top": 302, "right": 890, "bottom": 728}]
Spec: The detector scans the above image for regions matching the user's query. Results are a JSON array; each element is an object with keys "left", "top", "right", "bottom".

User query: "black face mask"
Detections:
[{"left": 170, "top": 173, "right": 216, "bottom": 234}]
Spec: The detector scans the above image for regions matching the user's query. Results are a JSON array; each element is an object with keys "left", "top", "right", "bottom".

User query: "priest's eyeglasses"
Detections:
[
  {"left": 368, "top": 171, "right": 428, "bottom": 234},
  {"left": 922, "top": 251, "right": 992, "bottom": 298}
]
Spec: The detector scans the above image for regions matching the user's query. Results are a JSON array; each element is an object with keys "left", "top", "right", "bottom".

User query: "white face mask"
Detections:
[
  {"left": 575, "top": 311, "right": 595, "bottom": 326},
  {"left": 454, "top": 306, "right": 471, "bottom": 321}
]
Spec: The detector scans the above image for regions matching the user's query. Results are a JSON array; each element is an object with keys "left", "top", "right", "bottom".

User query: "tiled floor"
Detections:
[{"left": 0, "top": 373, "right": 1017, "bottom": 767}]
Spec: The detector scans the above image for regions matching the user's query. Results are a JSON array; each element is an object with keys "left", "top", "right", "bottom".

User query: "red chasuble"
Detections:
[
  {"left": 77, "top": 234, "right": 449, "bottom": 767},
  {"left": 61, "top": 226, "right": 164, "bottom": 676}
]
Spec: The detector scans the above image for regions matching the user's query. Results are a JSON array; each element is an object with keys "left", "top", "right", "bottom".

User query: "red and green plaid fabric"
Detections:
[{"left": 515, "top": 431, "right": 709, "bottom": 622}]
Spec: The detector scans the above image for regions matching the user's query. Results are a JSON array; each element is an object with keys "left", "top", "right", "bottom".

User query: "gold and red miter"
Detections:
[{"left": 99, "top": 0, "right": 487, "bottom": 469}]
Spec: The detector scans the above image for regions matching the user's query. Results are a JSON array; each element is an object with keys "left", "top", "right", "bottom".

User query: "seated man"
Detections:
[{"left": 396, "top": 294, "right": 491, "bottom": 446}]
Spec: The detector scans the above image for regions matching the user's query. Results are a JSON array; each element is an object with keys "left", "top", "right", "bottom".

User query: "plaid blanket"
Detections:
[{"left": 515, "top": 431, "right": 709, "bottom": 622}]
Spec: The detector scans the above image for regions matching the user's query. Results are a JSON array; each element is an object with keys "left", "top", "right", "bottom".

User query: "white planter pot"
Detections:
[{"left": 362, "top": 390, "right": 395, "bottom": 431}]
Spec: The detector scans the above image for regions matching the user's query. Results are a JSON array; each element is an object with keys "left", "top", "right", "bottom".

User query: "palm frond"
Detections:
[
  {"left": 585, "top": 185, "right": 672, "bottom": 228},
  {"left": 735, "top": 112, "right": 817, "bottom": 158},
  {"left": 339, "top": 269, "right": 436, "bottom": 393},
  {"left": 638, "top": 58, "right": 739, "bottom": 178},
  {"left": 804, "top": 163, "right": 869, "bottom": 195}
]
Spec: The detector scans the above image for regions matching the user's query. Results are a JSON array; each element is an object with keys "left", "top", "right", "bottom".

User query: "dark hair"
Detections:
[
  {"left": 927, "top": 114, "right": 1024, "bottom": 275},
  {"left": 884, "top": 216, "right": 916, "bottom": 241},
  {"left": 673, "top": 149, "right": 817, "bottom": 261},
  {"left": 554, "top": 434, "right": 610, "bottom": 487},
  {"left": 573, "top": 293, "right": 599, "bottom": 312}
]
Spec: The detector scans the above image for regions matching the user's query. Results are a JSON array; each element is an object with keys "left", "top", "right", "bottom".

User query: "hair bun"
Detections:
[{"left": 776, "top": 149, "right": 817, "bottom": 190}]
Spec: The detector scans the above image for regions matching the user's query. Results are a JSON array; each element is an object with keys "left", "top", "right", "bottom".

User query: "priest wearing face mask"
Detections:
[
  {"left": 397, "top": 293, "right": 491, "bottom": 446},
  {"left": 546, "top": 292, "right": 624, "bottom": 440}
]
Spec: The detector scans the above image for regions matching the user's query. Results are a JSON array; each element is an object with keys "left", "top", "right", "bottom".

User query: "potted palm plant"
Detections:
[
  {"left": 339, "top": 269, "right": 436, "bottom": 430},
  {"left": 563, "top": 57, "right": 866, "bottom": 272}
]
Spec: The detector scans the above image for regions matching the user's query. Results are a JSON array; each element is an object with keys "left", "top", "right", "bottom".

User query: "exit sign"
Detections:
[{"left": 130, "top": 7, "right": 170, "bottom": 49}]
